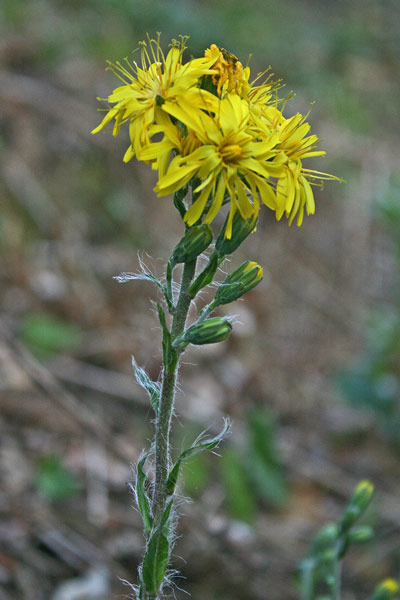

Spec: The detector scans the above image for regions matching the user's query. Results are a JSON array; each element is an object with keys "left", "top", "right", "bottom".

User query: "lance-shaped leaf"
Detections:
[
  {"left": 132, "top": 356, "right": 161, "bottom": 414},
  {"left": 166, "top": 419, "right": 231, "bottom": 496},
  {"left": 142, "top": 500, "right": 173, "bottom": 596},
  {"left": 157, "top": 303, "right": 177, "bottom": 372},
  {"left": 115, "top": 272, "right": 173, "bottom": 313},
  {"left": 136, "top": 453, "right": 153, "bottom": 534},
  {"left": 166, "top": 260, "right": 173, "bottom": 311},
  {"left": 189, "top": 251, "right": 220, "bottom": 297}
]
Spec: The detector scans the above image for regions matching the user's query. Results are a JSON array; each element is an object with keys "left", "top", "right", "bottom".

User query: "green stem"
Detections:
[
  {"left": 333, "top": 558, "right": 342, "bottom": 600},
  {"left": 301, "top": 559, "right": 315, "bottom": 600},
  {"left": 152, "top": 258, "right": 197, "bottom": 526}
]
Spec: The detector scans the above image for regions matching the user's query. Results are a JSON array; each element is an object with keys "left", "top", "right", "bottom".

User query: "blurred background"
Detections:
[{"left": 1, "top": 1, "right": 400, "bottom": 598}]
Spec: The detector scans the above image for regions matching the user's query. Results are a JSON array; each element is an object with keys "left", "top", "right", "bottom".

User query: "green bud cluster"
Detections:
[
  {"left": 214, "top": 260, "right": 263, "bottom": 305},
  {"left": 300, "top": 480, "right": 376, "bottom": 600}
]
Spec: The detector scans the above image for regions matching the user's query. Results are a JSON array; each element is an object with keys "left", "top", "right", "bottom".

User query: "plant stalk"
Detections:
[
  {"left": 152, "top": 258, "right": 197, "bottom": 526},
  {"left": 333, "top": 558, "right": 342, "bottom": 600}
]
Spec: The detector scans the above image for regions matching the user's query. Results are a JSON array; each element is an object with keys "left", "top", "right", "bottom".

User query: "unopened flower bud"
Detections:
[
  {"left": 216, "top": 212, "right": 257, "bottom": 256},
  {"left": 352, "top": 480, "right": 375, "bottom": 511},
  {"left": 171, "top": 224, "right": 213, "bottom": 265},
  {"left": 214, "top": 261, "right": 263, "bottom": 305},
  {"left": 373, "top": 579, "right": 399, "bottom": 600},
  {"left": 320, "top": 549, "right": 336, "bottom": 565},
  {"left": 183, "top": 317, "right": 232, "bottom": 346},
  {"left": 313, "top": 523, "right": 339, "bottom": 552},
  {"left": 348, "top": 525, "right": 373, "bottom": 544},
  {"left": 341, "top": 480, "right": 374, "bottom": 531}
]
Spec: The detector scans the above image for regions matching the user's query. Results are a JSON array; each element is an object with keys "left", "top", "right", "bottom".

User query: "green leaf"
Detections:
[
  {"left": 166, "top": 419, "right": 230, "bottom": 496},
  {"left": 136, "top": 453, "right": 153, "bottom": 533},
  {"left": 157, "top": 303, "right": 176, "bottom": 372},
  {"left": 166, "top": 260, "right": 173, "bottom": 312},
  {"left": 188, "top": 251, "right": 219, "bottom": 297},
  {"left": 115, "top": 271, "right": 173, "bottom": 313},
  {"left": 115, "top": 271, "right": 163, "bottom": 288},
  {"left": 142, "top": 500, "right": 173, "bottom": 596},
  {"left": 142, "top": 529, "right": 169, "bottom": 596},
  {"left": 35, "top": 455, "right": 79, "bottom": 501},
  {"left": 132, "top": 356, "right": 160, "bottom": 414},
  {"left": 160, "top": 497, "right": 173, "bottom": 529}
]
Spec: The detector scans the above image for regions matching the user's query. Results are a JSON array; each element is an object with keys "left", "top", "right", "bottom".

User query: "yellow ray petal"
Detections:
[{"left": 184, "top": 180, "right": 214, "bottom": 225}]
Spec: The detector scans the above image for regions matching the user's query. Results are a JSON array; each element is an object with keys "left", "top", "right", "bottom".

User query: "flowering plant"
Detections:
[
  {"left": 93, "top": 34, "right": 341, "bottom": 235},
  {"left": 92, "top": 34, "right": 347, "bottom": 600}
]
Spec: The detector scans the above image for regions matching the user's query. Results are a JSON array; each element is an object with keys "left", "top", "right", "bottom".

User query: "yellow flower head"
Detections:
[
  {"left": 139, "top": 109, "right": 204, "bottom": 178},
  {"left": 92, "top": 35, "right": 341, "bottom": 236},
  {"left": 272, "top": 111, "right": 342, "bottom": 226},
  {"left": 155, "top": 93, "right": 285, "bottom": 238},
  {"left": 203, "top": 44, "right": 249, "bottom": 97},
  {"left": 374, "top": 579, "right": 399, "bottom": 600},
  {"left": 381, "top": 580, "right": 399, "bottom": 594},
  {"left": 91, "top": 34, "right": 217, "bottom": 162}
]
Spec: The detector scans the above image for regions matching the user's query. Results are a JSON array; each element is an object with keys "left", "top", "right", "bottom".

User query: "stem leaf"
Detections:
[
  {"left": 136, "top": 453, "right": 153, "bottom": 533},
  {"left": 132, "top": 356, "right": 161, "bottom": 414},
  {"left": 142, "top": 500, "right": 173, "bottom": 596},
  {"left": 166, "top": 418, "right": 230, "bottom": 496},
  {"left": 157, "top": 303, "right": 177, "bottom": 372},
  {"left": 166, "top": 260, "right": 173, "bottom": 312},
  {"left": 115, "top": 272, "right": 173, "bottom": 313},
  {"left": 189, "top": 251, "right": 219, "bottom": 297},
  {"left": 142, "top": 531, "right": 169, "bottom": 596}
]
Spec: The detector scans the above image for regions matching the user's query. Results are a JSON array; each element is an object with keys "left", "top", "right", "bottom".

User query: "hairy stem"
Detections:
[
  {"left": 333, "top": 558, "right": 342, "bottom": 600},
  {"left": 152, "top": 258, "right": 197, "bottom": 526}
]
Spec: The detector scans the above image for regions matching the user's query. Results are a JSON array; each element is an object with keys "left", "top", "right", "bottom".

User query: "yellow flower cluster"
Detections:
[{"left": 92, "top": 35, "right": 340, "bottom": 238}]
